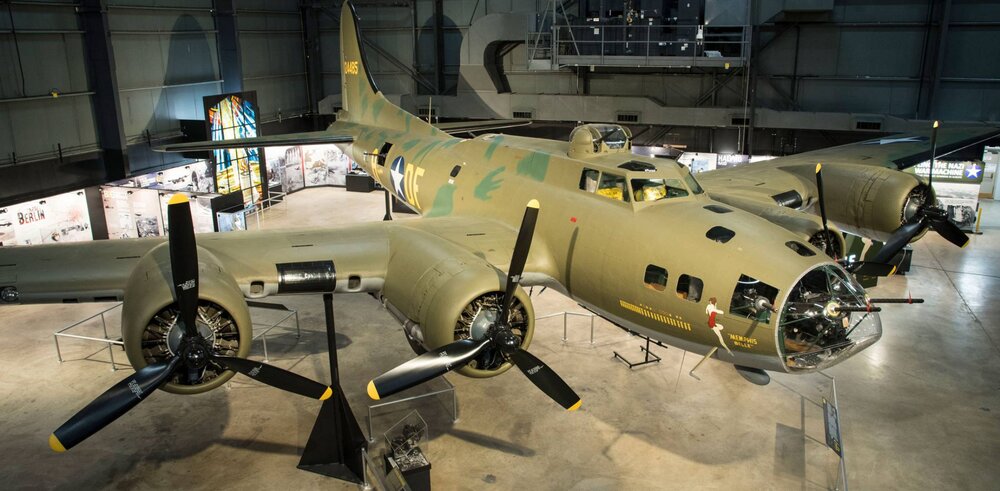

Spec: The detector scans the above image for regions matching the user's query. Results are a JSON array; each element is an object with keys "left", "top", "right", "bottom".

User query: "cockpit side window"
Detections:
[
  {"left": 597, "top": 172, "right": 629, "bottom": 202},
  {"left": 729, "top": 274, "right": 779, "bottom": 323},
  {"left": 631, "top": 178, "right": 689, "bottom": 202},
  {"left": 579, "top": 168, "right": 599, "bottom": 192},
  {"left": 643, "top": 264, "right": 668, "bottom": 291},
  {"left": 676, "top": 274, "right": 703, "bottom": 302},
  {"left": 683, "top": 172, "right": 704, "bottom": 195}
]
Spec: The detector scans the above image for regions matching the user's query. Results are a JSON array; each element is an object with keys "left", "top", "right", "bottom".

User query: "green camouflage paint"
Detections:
[
  {"left": 426, "top": 184, "right": 457, "bottom": 217},
  {"left": 517, "top": 152, "right": 550, "bottom": 182},
  {"left": 474, "top": 166, "right": 505, "bottom": 201}
]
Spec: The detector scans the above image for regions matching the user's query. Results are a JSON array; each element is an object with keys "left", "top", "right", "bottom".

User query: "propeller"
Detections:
[
  {"left": 813, "top": 163, "right": 835, "bottom": 258},
  {"left": 367, "top": 200, "right": 582, "bottom": 411},
  {"left": 49, "top": 194, "right": 333, "bottom": 453},
  {"left": 871, "top": 121, "right": 970, "bottom": 264}
]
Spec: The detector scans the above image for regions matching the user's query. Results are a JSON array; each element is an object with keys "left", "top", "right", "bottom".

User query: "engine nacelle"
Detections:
[
  {"left": 381, "top": 228, "right": 535, "bottom": 378},
  {"left": 803, "top": 164, "right": 928, "bottom": 242},
  {"left": 121, "top": 243, "right": 252, "bottom": 394}
]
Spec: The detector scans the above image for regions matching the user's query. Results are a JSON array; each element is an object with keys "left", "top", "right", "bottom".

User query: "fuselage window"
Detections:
[
  {"left": 631, "top": 178, "right": 688, "bottom": 202},
  {"left": 580, "top": 168, "right": 599, "bottom": 192},
  {"left": 597, "top": 172, "right": 629, "bottom": 202},
  {"left": 676, "top": 274, "right": 704, "bottom": 302},
  {"left": 643, "top": 264, "right": 668, "bottom": 291},
  {"left": 377, "top": 142, "right": 393, "bottom": 166},
  {"left": 706, "top": 226, "right": 735, "bottom": 243},
  {"left": 785, "top": 241, "right": 816, "bottom": 256},
  {"left": 729, "top": 274, "right": 779, "bottom": 324}
]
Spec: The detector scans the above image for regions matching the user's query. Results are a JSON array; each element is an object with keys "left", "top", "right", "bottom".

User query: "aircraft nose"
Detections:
[{"left": 777, "top": 264, "right": 882, "bottom": 372}]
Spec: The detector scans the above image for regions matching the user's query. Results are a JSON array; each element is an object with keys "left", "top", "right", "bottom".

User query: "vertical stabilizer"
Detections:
[{"left": 339, "top": 2, "right": 435, "bottom": 134}]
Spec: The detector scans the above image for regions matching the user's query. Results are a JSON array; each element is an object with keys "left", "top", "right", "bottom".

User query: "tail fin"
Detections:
[{"left": 340, "top": 2, "right": 435, "bottom": 134}]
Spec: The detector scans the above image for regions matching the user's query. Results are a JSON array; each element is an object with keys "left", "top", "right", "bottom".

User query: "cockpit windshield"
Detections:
[
  {"left": 684, "top": 172, "right": 704, "bottom": 195},
  {"left": 631, "top": 178, "right": 689, "bottom": 202}
]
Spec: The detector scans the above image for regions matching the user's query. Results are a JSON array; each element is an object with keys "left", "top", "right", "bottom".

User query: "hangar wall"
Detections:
[{"left": 1, "top": 0, "right": 998, "bottom": 206}]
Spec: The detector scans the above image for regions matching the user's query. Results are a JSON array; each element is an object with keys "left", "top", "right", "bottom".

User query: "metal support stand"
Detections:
[
  {"left": 689, "top": 347, "right": 718, "bottom": 378},
  {"left": 613, "top": 335, "right": 663, "bottom": 368},
  {"left": 298, "top": 293, "right": 368, "bottom": 484},
  {"left": 382, "top": 189, "right": 392, "bottom": 221}
]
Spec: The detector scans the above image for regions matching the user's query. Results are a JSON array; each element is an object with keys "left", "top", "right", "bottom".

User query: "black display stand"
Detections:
[
  {"left": 613, "top": 334, "right": 666, "bottom": 369},
  {"left": 297, "top": 293, "right": 368, "bottom": 483},
  {"left": 346, "top": 173, "right": 376, "bottom": 193}
]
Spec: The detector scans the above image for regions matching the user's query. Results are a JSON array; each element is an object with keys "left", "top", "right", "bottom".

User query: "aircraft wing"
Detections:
[
  {"left": 0, "top": 216, "right": 548, "bottom": 305},
  {"left": 698, "top": 125, "right": 1000, "bottom": 208},
  {"left": 697, "top": 125, "right": 999, "bottom": 243},
  {"left": 747, "top": 125, "right": 1000, "bottom": 170},
  {"left": 434, "top": 119, "right": 532, "bottom": 135},
  {"left": 153, "top": 130, "right": 354, "bottom": 153}
]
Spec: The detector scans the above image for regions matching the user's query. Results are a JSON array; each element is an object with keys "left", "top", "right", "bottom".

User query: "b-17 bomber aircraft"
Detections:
[{"left": 0, "top": 1, "right": 996, "bottom": 453}]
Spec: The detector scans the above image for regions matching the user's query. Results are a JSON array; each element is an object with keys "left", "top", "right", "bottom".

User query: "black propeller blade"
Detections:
[
  {"left": 50, "top": 195, "right": 332, "bottom": 452},
  {"left": 215, "top": 356, "right": 333, "bottom": 400},
  {"left": 367, "top": 339, "right": 490, "bottom": 400},
  {"left": 510, "top": 350, "right": 581, "bottom": 410},
  {"left": 500, "top": 199, "right": 539, "bottom": 322},
  {"left": 167, "top": 195, "right": 200, "bottom": 338},
  {"left": 50, "top": 357, "right": 181, "bottom": 452},
  {"left": 366, "top": 200, "right": 581, "bottom": 411},
  {"left": 870, "top": 121, "right": 970, "bottom": 264},
  {"left": 813, "top": 163, "right": 833, "bottom": 257}
]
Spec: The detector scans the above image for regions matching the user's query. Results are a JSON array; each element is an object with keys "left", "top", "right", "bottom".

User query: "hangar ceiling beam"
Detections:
[
  {"left": 78, "top": 0, "right": 128, "bottom": 181},
  {"left": 214, "top": 0, "right": 242, "bottom": 94}
]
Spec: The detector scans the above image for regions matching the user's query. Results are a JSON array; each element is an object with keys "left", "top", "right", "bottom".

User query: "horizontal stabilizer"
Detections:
[
  {"left": 154, "top": 131, "right": 353, "bottom": 153},
  {"left": 435, "top": 119, "right": 532, "bottom": 135}
]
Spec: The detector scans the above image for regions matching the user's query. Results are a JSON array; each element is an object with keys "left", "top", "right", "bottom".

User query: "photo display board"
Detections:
[
  {"left": 264, "top": 144, "right": 354, "bottom": 192},
  {"left": 101, "top": 186, "right": 164, "bottom": 239},
  {"left": 111, "top": 161, "right": 214, "bottom": 194},
  {"left": 205, "top": 92, "right": 266, "bottom": 208},
  {"left": 0, "top": 190, "right": 92, "bottom": 246}
]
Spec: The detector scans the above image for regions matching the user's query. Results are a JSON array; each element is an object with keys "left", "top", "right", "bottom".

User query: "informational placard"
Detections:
[
  {"left": 0, "top": 190, "right": 92, "bottom": 246},
  {"left": 101, "top": 186, "right": 164, "bottom": 239},
  {"left": 216, "top": 210, "right": 248, "bottom": 232},
  {"left": 158, "top": 192, "right": 216, "bottom": 234},
  {"left": 910, "top": 160, "right": 984, "bottom": 232},
  {"left": 823, "top": 398, "right": 843, "bottom": 457}
]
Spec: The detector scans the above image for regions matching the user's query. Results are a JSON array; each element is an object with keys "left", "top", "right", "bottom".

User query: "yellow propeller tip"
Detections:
[
  {"left": 961, "top": 239, "right": 970, "bottom": 249},
  {"left": 527, "top": 199, "right": 540, "bottom": 209},
  {"left": 366, "top": 380, "right": 380, "bottom": 401},
  {"left": 815, "top": 163, "right": 822, "bottom": 173},
  {"left": 168, "top": 194, "right": 190, "bottom": 205},
  {"left": 567, "top": 400, "right": 582, "bottom": 411},
  {"left": 320, "top": 387, "right": 334, "bottom": 401},
  {"left": 49, "top": 434, "right": 66, "bottom": 453},
  {"left": 889, "top": 265, "right": 898, "bottom": 277}
]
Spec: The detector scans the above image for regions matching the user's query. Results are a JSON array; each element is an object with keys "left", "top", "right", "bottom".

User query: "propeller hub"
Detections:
[
  {"left": 166, "top": 311, "right": 217, "bottom": 357},
  {"left": 181, "top": 339, "right": 212, "bottom": 370},
  {"left": 491, "top": 327, "right": 521, "bottom": 357}
]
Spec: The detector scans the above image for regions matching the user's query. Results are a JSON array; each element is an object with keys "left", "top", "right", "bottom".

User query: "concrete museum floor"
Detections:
[{"left": 0, "top": 187, "right": 998, "bottom": 490}]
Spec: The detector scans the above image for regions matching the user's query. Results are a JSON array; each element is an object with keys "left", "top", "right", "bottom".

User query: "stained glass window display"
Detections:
[{"left": 205, "top": 92, "right": 267, "bottom": 207}]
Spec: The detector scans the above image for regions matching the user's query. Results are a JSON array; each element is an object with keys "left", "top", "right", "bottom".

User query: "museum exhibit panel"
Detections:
[{"left": 1, "top": 1, "right": 999, "bottom": 489}]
